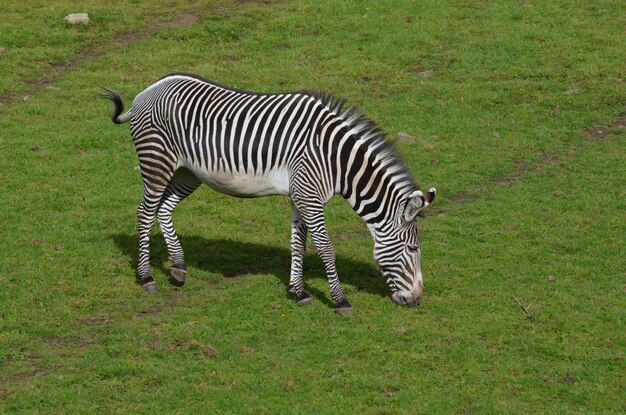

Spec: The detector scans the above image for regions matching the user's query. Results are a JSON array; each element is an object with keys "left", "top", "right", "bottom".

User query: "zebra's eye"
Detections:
[{"left": 407, "top": 245, "right": 418, "bottom": 252}]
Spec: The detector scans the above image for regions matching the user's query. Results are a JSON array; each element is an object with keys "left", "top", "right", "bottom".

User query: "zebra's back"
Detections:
[{"left": 130, "top": 74, "right": 326, "bottom": 197}]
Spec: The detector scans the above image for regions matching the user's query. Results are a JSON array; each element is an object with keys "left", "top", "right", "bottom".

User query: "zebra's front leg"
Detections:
[
  {"left": 157, "top": 169, "right": 202, "bottom": 286},
  {"left": 289, "top": 205, "right": 313, "bottom": 305},
  {"left": 298, "top": 205, "right": 352, "bottom": 315}
]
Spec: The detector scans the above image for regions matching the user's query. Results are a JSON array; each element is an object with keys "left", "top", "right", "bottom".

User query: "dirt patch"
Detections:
[
  {"left": 448, "top": 191, "right": 477, "bottom": 203},
  {"left": 491, "top": 153, "right": 556, "bottom": 186},
  {"left": 581, "top": 116, "right": 625, "bottom": 142},
  {"left": 133, "top": 291, "right": 182, "bottom": 318},
  {"left": 5, "top": 367, "right": 56, "bottom": 382},
  {"left": 155, "top": 13, "right": 200, "bottom": 29},
  {"left": 146, "top": 338, "right": 218, "bottom": 358},
  {"left": 612, "top": 117, "right": 626, "bottom": 129},
  {"left": 492, "top": 175, "right": 516, "bottom": 184},
  {"left": 237, "top": 0, "right": 275, "bottom": 4},
  {"left": 1, "top": 349, "right": 61, "bottom": 385},
  {"left": 582, "top": 127, "right": 610, "bottom": 141},
  {"left": 561, "top": 373, "right": 578, "bottom": 384},
  {"left": 335, "top": 233, "right": 349, "bottom": 241},
  {"left": 134, "top": 302, "right": 169, "bottom": 319},
  {"left": 75, "top": 315, "right": 110, "bottom": 327},
  {"left": 114, "top": 12, "right": 201, "bottom": 44},
  {"left": 357, "top": 75, "right": 386, "bottom": 96},
  {"left": 447, "top": 153, "right": 559, "bottom": 204},
  {"left": 515, "top": 160, "right": 533, "bottom": 170},
  {"left": 135, "top": 308, "right": 162, "bottom": 318},
  {"left": 45, "top": 335, "right": 94, "bottom": 350}
]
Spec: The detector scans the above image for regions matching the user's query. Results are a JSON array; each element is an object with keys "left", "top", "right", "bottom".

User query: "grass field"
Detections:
[{"left": 1, "top": 0, "right": 624, "bottom": 413}]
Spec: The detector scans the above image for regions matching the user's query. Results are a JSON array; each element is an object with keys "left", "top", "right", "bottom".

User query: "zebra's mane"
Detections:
[{"left": 311, "top": 92, "right": 418, "bottom": 191}]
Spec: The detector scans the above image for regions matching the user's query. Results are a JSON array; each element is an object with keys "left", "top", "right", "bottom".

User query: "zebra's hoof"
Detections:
[
  {"left": 142, "top": 281, "right": 159, "bottom": 293},
  {"left": 170, "top": 266, "right": 186, "bottom": 285},
  {"left": 296, "top": 291, "right": 313, "bottom": 306},
  {"left": 335, "top": 299, "right": 353, "bottom": 316}
]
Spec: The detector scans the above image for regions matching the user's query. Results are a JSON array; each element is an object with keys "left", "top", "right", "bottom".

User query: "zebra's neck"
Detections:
[
  {"left": 306, "top": 93, "right": 418, "bottom": 227},
  {"left": 332, "top": 126, "right": 417, "bottom": 227}
]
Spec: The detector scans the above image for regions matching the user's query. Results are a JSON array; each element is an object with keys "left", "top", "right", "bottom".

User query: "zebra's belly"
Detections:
[{"left": 186, "top": 165, "right": 291, "bottom": 197}]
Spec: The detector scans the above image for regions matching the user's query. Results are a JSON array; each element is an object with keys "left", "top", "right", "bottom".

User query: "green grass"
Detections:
[{"left": 1, "top": 0, "right": 624, "bottom": 413}]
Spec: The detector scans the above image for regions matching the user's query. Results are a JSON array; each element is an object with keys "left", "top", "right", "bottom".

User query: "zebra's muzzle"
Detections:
[
  {"left": 391, "top": 290, "right": 422, "bottom": 307},
  {"left": 407, "top": 297, "right": 421, "bottom": 308}
]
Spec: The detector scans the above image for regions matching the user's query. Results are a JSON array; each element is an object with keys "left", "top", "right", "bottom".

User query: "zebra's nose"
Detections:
[{"left": 410, "top": 290, "right": 422, "bottom": 305}]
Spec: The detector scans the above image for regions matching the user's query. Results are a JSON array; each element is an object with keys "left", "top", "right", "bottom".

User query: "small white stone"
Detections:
[
  {"left": 417, "top": 70, "right": 434, "bottom": 78},
  {"left": 396, "top": 132, "right": 418, "bottom": 143},
  {"left": 64, "top": 13, "right": 90, "bottom": 25}
]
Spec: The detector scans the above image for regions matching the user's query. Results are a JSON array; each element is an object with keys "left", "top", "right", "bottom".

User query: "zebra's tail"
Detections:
[{"left": 101, "top": 88, "right": 132, "bottom": 124}]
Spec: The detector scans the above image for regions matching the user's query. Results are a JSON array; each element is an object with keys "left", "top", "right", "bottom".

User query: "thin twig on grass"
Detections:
[{"left": 513, "top": 297, "right": 534, "bottom": 320}]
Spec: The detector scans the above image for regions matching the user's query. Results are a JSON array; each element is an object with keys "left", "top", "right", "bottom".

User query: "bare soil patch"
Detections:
[
  {"left": 114, "top": 12, "right": 201, "bottom": 44},
  {"left": 447, "top": 153, "right": 558, "bottom": 204},
  {"left": 4, "top": 367, "right": 56, "bottom": 382},
  {"left": 491, "top": 153, "right": 556, "bottom": 185},
  {"left": 237, "top": 0, "right": 275, "bottom": 4},
  {"left": 582, "top": 127, "right": 610, "bottom": 141},
  {"left": 612, "top": 117, "right": 626, "bottom": 129},
  {"left": 581, "top": 116, "right": 625, "bottom": 142},
  {"left": 45, "top": 335, "right": 94, "bottom": 350},
  {"left": 448, "top": 191, "right": 477, "bottom": 203}
]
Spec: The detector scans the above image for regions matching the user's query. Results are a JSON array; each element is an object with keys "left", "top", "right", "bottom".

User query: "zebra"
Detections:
[{"left": 103, "top": 73, "right": 436, "bottom": 313}]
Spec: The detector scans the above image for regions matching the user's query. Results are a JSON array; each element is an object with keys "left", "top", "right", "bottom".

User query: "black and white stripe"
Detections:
[{"left": 104, "top": 73, "right": 435, "bottom": 309}]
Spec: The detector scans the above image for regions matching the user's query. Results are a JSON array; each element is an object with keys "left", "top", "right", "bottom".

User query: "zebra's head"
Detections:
[{"left": 372, "top": 188, "right": 436, "bottom": 307}]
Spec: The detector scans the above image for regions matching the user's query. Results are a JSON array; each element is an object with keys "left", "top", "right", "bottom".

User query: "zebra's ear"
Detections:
[{"left": 403, "top": 188, "right": 436, "bottom": 222}]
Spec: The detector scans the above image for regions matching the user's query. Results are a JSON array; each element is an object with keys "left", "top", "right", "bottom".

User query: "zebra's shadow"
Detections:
[{"left": 112, "top": 233, "right": 388, "bottom": 306}]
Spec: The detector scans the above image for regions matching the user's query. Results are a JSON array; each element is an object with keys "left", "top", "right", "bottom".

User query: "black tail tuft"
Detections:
[{"left": 100, "top": 88, "right": 128, "bottom": 124}]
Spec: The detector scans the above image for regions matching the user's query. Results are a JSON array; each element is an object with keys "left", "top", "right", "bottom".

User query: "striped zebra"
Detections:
[{"left": 103, "top": 73, "right": 436, "bottom": 313}]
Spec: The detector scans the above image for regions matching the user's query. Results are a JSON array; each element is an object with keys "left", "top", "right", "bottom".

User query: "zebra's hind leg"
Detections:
[
  {"left": 157, "top": 168, "right": 202, "bottom": 286},
  {"left": 289, "top": 205, "right": 313, "bottom": 305},
  {"left": 135, "top": 146, "right": 177, "bottom": 292},
  {"left": 137, "top": 185, "right": 169, "bottom": 292}
]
